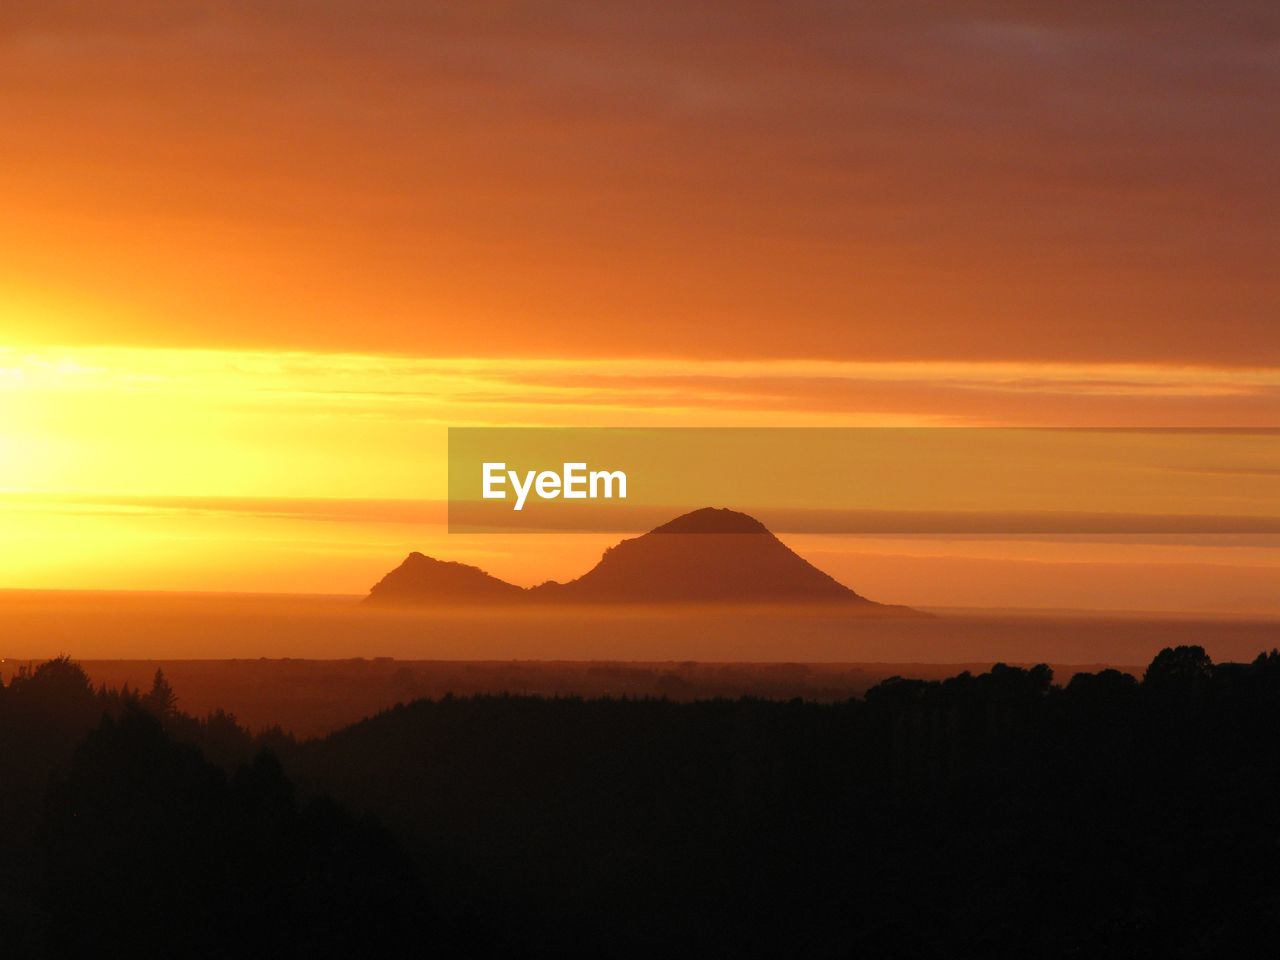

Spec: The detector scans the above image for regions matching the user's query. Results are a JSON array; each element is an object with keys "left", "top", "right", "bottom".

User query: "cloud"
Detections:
[
  {"left": 0, "top": 1, "right": 1275, "bottom": 362},
  {"left": 6, "top": 494, "right": 1279, "bottom": 550},
  {"left": 4, "top": 347, "right": 1278, "bottom": 427}
]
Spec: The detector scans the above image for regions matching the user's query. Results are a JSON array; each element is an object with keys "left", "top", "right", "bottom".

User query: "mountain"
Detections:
[
  {"left": 364, "top": 507, "right": 917, "bottom": 613},
  {"left": 365, "top": 552, "right": 525, "bottom": 605},
  {"left": 528, "top": 508, "right": 870, "bottom": 604}
]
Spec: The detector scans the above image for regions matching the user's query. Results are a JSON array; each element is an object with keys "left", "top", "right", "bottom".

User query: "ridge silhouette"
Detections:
[
  {"left": 8, "top": 648, "right": 1280, "bottom": 957},
  {"left": 364, "top": 507, "right": 917, "bottom": 612},
  {"left": 366, "top": 553, "right": 526, "bottom": 605}
]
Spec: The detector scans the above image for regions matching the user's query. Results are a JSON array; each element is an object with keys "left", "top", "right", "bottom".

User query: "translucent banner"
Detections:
[{"left": 447, "top": 427, "right": 1280, "bottom": 534}]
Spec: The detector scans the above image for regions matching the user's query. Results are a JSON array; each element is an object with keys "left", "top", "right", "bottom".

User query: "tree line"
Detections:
[{"left": 3, "top": 646, "right": 1280, "bottom": 957}]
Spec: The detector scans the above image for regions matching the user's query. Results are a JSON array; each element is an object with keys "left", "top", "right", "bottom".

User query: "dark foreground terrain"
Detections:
[
  {"left": 3, "top": 646, "right": 1280, "bottom": 958},
  {"left": 72, "top": 658, "right": 1137, "bottom": 737}
]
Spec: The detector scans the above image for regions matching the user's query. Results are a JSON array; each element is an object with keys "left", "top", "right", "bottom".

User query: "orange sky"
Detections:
[
  {"left": 2, "top": 1, "right": 1276, "bottom": 362},
  {"left": 0, "top": 3, "right": 1276, "bottom": 611}
]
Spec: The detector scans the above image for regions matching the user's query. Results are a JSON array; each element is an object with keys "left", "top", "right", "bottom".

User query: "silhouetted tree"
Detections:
[
  {"left": 40, "top": 706, "right": 431, "bottom": 959},
  {"left": 143, "top": 668, "right": 178, "bottom": 719},
  {"left": 1144, "top": 644, "right": 1214, "bottom": 694}
]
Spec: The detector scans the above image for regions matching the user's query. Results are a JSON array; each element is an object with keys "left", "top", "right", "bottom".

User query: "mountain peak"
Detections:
[
  {"left": 651, "top": 508, "right": 770, "bottom": 535},
  {"left": 531, "top": 508, "right": 859, "bottom": 605}
]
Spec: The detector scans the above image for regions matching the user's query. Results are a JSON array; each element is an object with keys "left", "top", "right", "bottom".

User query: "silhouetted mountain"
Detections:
[
  {"left": 364, "top": 508, "right": 916, "bottom": 612},
  {"left": 530, "top": 507, "right": 883, "bottom": 605},
  {"left": 364, "top": 552, "right": 525, "bottom": 606}
]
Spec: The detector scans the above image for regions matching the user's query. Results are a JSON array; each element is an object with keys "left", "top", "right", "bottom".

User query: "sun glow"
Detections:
[{"left": 0, "top": 343, "right": 1276, "bottom": 604}]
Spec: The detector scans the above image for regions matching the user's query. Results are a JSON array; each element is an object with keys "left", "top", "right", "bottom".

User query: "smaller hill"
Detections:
[{"left": 364, "top": 552, "right": 525, "bottom": 606}]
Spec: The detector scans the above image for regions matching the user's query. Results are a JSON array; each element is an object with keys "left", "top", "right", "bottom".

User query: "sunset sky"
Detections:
[{"left": 1, "top": 2, "right": 1276, "bottom": 611}]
